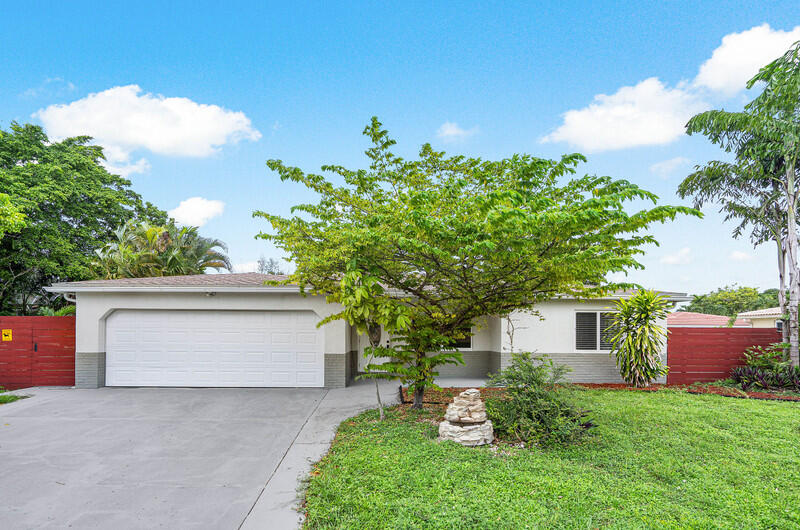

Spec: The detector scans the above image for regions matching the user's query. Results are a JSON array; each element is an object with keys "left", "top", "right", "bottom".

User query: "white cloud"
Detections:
[
  {"left": 540, "top": 78, "right": 707, "bottom": 152},
  {"left": 729, "top": 250, "right": 754, "bottom": 262},
  {"left": 33, "top": 85, "right": 261, "bottom": 176},
  {"left": 168, "top": 197, "right": 225, "bottom": 227},
  {"left": 694, "top": 24, "right": 800, "bottom": 96},
  {"left": 542, "top": 25, "right": 800, "bottom": 152},
  {"left": 233, "top": 261, "right": 259, "bottom": 273},
  {"left": 649, "top": 156, "right": 692, "bottom": 179},
  {"left": 21, "top": 77, "right": 76, "bottom": 99},
  {"left": 660, "top": 247, "right": 693, "bottom": 265},
  {"left": 436, "top": 121, "right": 478, "bottom": 142}
]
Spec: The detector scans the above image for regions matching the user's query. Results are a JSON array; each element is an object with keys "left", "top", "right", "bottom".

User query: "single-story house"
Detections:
[
  {"left": 737, "top": 307, "right": 784, "bottom": 331},
  {"left": 667, "top": 311, "right": 750, "bottom": 328},
  {"left": 46, "top": 273, "right": 690, "bottom": 389}
]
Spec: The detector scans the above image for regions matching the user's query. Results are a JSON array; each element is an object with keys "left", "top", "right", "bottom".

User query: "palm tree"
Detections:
[{"left": 93, "top": 221, "right": 231, "bottom": 278}]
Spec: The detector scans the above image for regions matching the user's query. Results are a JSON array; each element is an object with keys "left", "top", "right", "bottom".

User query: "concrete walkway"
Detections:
[{"left": 240, "top": 379, "right": 400, "bottom": 529}]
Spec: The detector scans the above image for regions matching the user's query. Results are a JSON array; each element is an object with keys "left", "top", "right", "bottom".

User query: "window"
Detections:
[
  {"left": 576, "top": 311, "right": 616, "bottom": 351},
  {"left": 450, "top": 326, "right": 473, "bottom": 350},
  {"left": 776, "top": 319, "right": 784, "bottom": 332}
]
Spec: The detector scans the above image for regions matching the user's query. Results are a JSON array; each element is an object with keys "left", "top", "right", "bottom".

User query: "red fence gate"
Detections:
[
  {"left": 667, "top": 327, "right": 782, "bottom": 384},
  {"left": 0, "top": 316, "right": 75, "bottom": 390}
]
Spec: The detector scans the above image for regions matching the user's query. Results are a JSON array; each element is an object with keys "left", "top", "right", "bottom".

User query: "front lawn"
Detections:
[{"left": 304, "top": 389, "right": 800, "bottom": 529}]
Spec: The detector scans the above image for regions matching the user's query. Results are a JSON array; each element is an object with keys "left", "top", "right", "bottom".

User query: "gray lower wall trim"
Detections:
[
  {"left": 538, "top": 353, "right": 666, "bottom": 384},
  {"left": 489, "top": 352, "right": 501, "bottom": 377},
  {"left": 324, "top": 353, "right": 349, "bottom": 389},
  {"left": 75, "top": 351, "right": 106, "bottom": 389},
  {"left": 434, "top": 351, "right": 496, "bottom": 378}
]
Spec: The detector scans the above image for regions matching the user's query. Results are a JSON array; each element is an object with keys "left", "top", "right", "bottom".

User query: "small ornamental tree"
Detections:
[
  {"left": 257, "top": 118, "right": 697, "bottom": 408},
  {"left": 609, "top": 290, "right": 670, "bottom": 387}
]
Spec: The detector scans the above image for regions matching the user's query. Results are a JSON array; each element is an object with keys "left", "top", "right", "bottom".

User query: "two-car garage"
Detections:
[
  {"left": 45, "top": 273, "right": 350, "bottom": 389},
  {"left": 105, "top": 309, "right": 324, "bottom": 387}
]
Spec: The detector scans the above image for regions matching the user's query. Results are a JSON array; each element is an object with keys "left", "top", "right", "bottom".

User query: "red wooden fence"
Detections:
[
  {"left": 0, "top": 316, "right": 75, "bottom": 390},
  {"left": 667, "top": 327, "right": 782, "bottom": 384}
]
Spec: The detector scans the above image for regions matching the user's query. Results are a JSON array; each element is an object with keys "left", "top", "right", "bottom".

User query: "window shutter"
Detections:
[
  {"left": 600, "top": 312, "right": 615, "bottom": 350},
  {"left": 575, "top": 312, "right": 597, "bottom": 350}
]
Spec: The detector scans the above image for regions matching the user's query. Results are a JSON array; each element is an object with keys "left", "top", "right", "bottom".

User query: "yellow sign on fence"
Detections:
[{"left": 1, "top": 329, "right": 11, "bottom": 341}]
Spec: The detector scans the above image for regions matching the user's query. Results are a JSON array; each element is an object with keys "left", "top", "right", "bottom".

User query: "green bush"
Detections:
[
  {"left": 742, "top": 343, "right": 789, "bottom": 370},
  {"left": 609, "top": 290, "right": 669, "bottom": 387},
  {"left": 485, "top": 353, "right": 593, "bottom": 447}
]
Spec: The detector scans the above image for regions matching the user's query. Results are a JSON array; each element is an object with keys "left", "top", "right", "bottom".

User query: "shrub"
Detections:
[
  {"left": 731, "top": 365, "right": 800, "bottom": 392},
  {"left": 485, "top": 353, "right": 593, "bottom": 447},
  {"left": 609, "top": 290, "right": 670, "bottom": 387},
  {"left": 742, "top": 343, "right": 788, "bottom": 370}
]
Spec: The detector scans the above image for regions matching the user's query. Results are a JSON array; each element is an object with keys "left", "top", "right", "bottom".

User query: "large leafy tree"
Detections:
[
  {"left": 679, "top": 285, "right": 780, "bottom": 318},
  {"left": 257, "top": 118, "right": 697, "bottom": 407},
  {"left": 0, "top": 123, "right": 166, "bottom": 314},
  {"left": 93, "top": 221, "right": 231, "bottom": 278},
  {"left": 684, "top": 41, "right": 800, "bottom": 364}
]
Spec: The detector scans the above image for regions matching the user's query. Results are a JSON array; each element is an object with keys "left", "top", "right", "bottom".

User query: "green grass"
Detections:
[
  {"left": 304, "top": 389, "right": 800, "bottom": 529},
  {"left": 0, "top": 387, "right": 21, "bottom": 405}
]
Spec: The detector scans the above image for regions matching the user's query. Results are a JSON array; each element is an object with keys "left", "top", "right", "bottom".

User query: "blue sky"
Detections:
[{"left": 2, "top": 1, "right": 799, "bottom": 295}]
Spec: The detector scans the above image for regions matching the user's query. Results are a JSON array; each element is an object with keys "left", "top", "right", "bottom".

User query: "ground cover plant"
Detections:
[
  {"left": 304, "top": 389, "right": 800, "bottom": 529},
  {"left": 0, "top": 387, "right": 21, "bottom": 405}
]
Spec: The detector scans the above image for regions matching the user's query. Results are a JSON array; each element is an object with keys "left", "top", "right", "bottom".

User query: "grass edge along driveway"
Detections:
[{"left": 304, "top": 389, "right": 800, "bottom": 529}]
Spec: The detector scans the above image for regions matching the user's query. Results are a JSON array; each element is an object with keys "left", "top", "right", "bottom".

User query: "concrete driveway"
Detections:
[{"left": 0, "top": 384, "right": 396, "bottom": 529}]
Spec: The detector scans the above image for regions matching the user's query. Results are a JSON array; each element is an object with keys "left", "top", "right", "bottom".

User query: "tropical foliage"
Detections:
[
  {"left": 679, "top": 285, "right": 780, "bottom": 318},
  {"left": 0, "top": 193, "right": 26, "bottom": 239},
  {"left": 0, "top": 123, "right": 166, "bottom": 314},
  {"left": 486, "top": 353, "right": 593, "bottom": 447},
  {"left": 683, "top": 40, "right": 800, "bottom": 365},
  {"left": 257, "top": 118, "right": 697, "bottom": 407},
  {"left": 93, "top": 221, "right": 231, "bottom": 279},
  {"left": 730, "top": 365, "right": 800, "bottom": 392},
  {"left": 609, "top": 290, "right": 670, "bottom": 387}
]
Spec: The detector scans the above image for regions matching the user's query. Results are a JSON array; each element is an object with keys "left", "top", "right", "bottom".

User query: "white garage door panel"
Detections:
[{"left": 105, "top": 310, "right": 324, "bottom": 387}]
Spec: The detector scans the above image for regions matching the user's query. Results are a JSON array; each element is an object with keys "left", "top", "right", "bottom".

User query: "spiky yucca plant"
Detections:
[{"left": 609, "top": 290, "right": 670, "bottom": 387}]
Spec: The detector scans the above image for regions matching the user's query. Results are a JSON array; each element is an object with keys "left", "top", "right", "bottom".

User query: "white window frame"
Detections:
[
  {"left": 574, "top": 310, "right": 616, "bottom": 354},
  {"left": 776, "top": 319, "right": 784, "bottom": 332}
]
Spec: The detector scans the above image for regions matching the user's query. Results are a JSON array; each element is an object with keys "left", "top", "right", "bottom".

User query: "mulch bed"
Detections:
[{"left": 400, "top": 383, "right": 800, "bottom": 404}]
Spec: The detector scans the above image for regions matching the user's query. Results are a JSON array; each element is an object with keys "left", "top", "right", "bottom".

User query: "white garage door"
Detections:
[{"left": 105, "top": 310, "right": 324, "bottom": 387}]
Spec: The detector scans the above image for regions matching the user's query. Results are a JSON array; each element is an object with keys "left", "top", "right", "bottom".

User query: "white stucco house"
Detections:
[{"left": 46, "top": 273, "right": 690, "bottom": 389}]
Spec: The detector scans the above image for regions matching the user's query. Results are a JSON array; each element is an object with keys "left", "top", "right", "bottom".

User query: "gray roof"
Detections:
[
  {"left": 47, "top": 273, "right": 690, "bottom": 301},
  {"left": 47, "top": 273, "right": 293, "bottom": 292}
]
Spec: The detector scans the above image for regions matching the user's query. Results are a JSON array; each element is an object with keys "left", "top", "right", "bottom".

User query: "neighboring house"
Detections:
[
  {"left": 46, "top": 274, "right": 690, "bottom": 389},
  {"left": 737, "top": 307, "right": 784, "bottom": 331},
  {"left": 667, "top": 311, "right": 751, "bottom": 328}
]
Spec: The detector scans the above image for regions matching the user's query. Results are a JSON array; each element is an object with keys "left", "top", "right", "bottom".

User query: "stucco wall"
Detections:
[
  {"left": 747, "top": 317, "right": 779, "bottom": 329},
  {"left": 75, "top": 291, "right": 349, "bottom": 354},
  {"left": 501, "top": 300, "right": 668, "bottom": 384},
  {"left": 353, "top": 315, "right": 500, "bottom": 375}
]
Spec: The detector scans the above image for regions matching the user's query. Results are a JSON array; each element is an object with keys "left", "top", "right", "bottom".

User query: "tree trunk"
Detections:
[
  {"left": 374, "top": 380, "right": 385, "bottom": 420},
  {"left": 785, "top": 163, "right": 799, "bottom": 367},
  {"left": 412, "top": 387, "right": 424, "bottom": 409},
  {"left": 777, "top": 238, "right": 789, "bottom": 353}
]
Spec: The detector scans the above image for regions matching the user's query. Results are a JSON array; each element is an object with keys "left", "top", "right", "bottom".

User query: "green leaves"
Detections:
[
  {"left": 257, "top": 118, "right": 696, "bottom": 399},
  {"left": 0, "top": 193, "right": 25, "bottom": 239},
  {"left": 92, "top": 220, "right": 232, "bottom": 279},
  {"left": 609, "top": 290, "right": 669, "bottom": 388},
  {"left": 0, "top": 122, "right": 167, "bottom": 313}
]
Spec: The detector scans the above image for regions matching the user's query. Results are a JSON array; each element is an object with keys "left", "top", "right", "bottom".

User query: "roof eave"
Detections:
[{"left": 45, "top": 285, "right": 302, "bottom": 294}]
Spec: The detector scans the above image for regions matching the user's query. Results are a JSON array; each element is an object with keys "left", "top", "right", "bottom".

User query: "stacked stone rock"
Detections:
[{"left": 437, "top": 388, "right": 494, "bottom": 446}]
